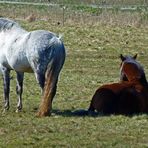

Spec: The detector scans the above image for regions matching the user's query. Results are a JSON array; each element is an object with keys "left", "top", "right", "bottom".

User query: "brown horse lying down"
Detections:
[{"left": 89, "top": 54, "right": 148, "bottom": 115}]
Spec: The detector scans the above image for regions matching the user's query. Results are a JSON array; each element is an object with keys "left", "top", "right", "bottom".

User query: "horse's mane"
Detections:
[
  {"left": 0, "top": 18, "right": 20, "bottom": 32},
  {"left": 140, "top": 73, "right": 148, "bottom": 87}
]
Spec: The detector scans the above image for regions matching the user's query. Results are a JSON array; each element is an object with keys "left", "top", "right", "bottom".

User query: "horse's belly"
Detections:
[
  {"left": 9, "top": 57, "right": 33, "bottom": 73},
  {"left": 13, "top": 65, "right": 33, "bottom": 73}
]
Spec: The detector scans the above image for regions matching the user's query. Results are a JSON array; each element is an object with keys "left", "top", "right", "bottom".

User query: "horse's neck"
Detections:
[
  {"left": 3, "top": 28, "right": 27, "bottom": 42},
  {"left": 5, "top": 27, "right": 27, "bottom": 36}
]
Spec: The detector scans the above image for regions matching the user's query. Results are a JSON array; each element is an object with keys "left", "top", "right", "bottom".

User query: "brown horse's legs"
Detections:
[
  {"left": 89, "top": 88, "right": 117, "bottom": 115},
  {"left": 88, "top": 100, "right": 95, "bottom": 111},
  {"left": 117, "top": 87, "right": 141, "bottom": 115}
]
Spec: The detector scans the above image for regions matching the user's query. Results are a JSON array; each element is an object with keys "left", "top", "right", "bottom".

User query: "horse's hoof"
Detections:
[
  {"left": 2, "top": 107, "right": 9, "bottom": 113},
  {"left": 2, "top": 109, "right": 6, "bottom": 114},
  {"left": 4, "top": 106, "right": 9, "bottom": 111},
  {"left": 36, "top": 111, "right": 51, "bottom": 117},
  {"left": 15, "top": 109, "right": 22, "bottom": 113}
]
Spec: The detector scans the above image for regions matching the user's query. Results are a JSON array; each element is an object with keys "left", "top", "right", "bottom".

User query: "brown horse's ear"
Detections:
[
  {"left": 133, "top": 54, "right": 137, "bottom": 59},
  {"left": 120, "top": 54, "right": 126, "bottom": 61}
]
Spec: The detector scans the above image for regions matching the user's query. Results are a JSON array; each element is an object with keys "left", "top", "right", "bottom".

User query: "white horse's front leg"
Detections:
[
  {"left": 2, "top": 68, "right": 10, "bottom": 112},
  {"left": 16, "top": 72, "right": 24, "bottom": 112}
]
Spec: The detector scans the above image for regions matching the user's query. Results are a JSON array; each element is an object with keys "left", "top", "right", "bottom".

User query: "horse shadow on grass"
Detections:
[
  {"left": 33, "top": 107, "right": 146, "bottom": 117},
  {"left": 51, "top": 109, "right": 147, "bottom": 117},
  {"left": 51, "top": 109, "right": 104, "bottom": 117},
  {"left": 33, "top": 107, "right": 99, "bottom": 117}
]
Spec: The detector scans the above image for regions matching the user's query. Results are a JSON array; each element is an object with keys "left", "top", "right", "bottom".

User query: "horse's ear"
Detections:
[
  {"left": 120, "top": 54, "right": 126, "bottom": 61},
  {"left": 133, "top": 54, "right": 137, "bottom": 59}
]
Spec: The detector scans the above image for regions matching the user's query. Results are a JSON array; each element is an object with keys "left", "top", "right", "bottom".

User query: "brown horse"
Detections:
[{"left": 88, "top": 54, "right": 148, "bottom": 115}]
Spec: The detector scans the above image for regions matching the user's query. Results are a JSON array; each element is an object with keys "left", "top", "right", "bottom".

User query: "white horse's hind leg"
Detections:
[
  {"left": 36, "top": 63, "right": 60, "bottom": 117},
  {"left": 37, "top": 75, "right": 58, "bottom": 117},
  {"left": 16, "top": 72, "right": 24, "bottom": 112},
  {"left": 2, "top": 68, "right": 10, "bottom": 111},
  {"left": 35, "top": 72, "right": 45, "bottom": 92}
]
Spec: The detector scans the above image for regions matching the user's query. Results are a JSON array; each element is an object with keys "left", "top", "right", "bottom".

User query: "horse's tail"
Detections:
[{"left": 37, "top": 35, "right": 65, "bottom": 117}]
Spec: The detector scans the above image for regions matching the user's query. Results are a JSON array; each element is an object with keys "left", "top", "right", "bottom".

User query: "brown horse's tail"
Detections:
[{"left": 37, "top": 36, "right": 65, "bottom": 117}]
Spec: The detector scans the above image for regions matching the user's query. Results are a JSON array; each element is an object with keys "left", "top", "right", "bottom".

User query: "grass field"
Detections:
[
  {"left": 0, "top": 19, "right": 148, "bottom": 147},
  {"left": 0, "top": 1, "right": 148, "bottom": 146},
  {"left": 0, "top": 0, "right": 147, "bottom": 5}
]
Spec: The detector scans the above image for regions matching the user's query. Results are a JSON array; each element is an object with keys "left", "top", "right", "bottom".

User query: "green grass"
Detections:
[{"left": 0, "top": 21, "right": 148, "bottom": 147}]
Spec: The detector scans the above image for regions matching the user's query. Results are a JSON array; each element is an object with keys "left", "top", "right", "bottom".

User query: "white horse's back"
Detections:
[
  {"left": 0, "top": 18, "right": 64, "bottom": 73},
  {"left": 0, "top": 18, "right": 66, "bottom": 117}
]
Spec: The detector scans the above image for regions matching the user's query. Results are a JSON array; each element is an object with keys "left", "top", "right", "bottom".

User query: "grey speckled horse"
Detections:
[{"left": 0, "top": 18, "right": 65, "bottom": 117}]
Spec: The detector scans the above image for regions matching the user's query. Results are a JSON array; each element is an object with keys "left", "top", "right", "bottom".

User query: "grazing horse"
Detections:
[
  {"left": 89, "top": 54, "right": 148, "bottom": 115},
  {"left": 0, "top": 18, "right": 66, "bottom": 117}
]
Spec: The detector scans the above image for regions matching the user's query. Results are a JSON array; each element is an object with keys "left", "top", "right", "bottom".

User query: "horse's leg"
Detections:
[
  {"left": 35, "top": 72, "right": 45, "bottom": 92},
  {"left": 118, "top": 88, "right": 141, "bottom": 115},
  {"left": 16, "top": 72, "right": 24, "bottom": 112},
  {"left": 38, "top": 77, "right": 58, "bottom": 117},
  {"left": 35, "top": 40, "right": 65, "bottom": 117},
  {"left": 88, "top": 101, "right": 95, "bottom": 112},
  {"left": 36, "top": 66, "right": 59, "bottom": 117},
  {"left": 89, "top": 88, "right": 118, "bottom": 115},
  {"left": 2, "top": 68, "right": 10, "bottom": 111}
]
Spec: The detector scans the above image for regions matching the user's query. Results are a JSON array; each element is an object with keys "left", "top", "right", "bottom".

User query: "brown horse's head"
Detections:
[{"left": 120, "top": 54, "right": 146, "bottom": 83}]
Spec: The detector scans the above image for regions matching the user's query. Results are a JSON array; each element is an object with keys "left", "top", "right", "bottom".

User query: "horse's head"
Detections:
[{"left": 120, "top": 54, "right": 145, "bottom": 83}]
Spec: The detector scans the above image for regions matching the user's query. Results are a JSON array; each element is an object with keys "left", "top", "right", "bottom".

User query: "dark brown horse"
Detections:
[{"left": 88, "top": 54, "right": 148, "bottom": 115}]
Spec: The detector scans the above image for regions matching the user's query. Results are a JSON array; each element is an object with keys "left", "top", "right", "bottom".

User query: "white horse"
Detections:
[{"left": 0, "top": 18, "right": 66, "bottom": 117}]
